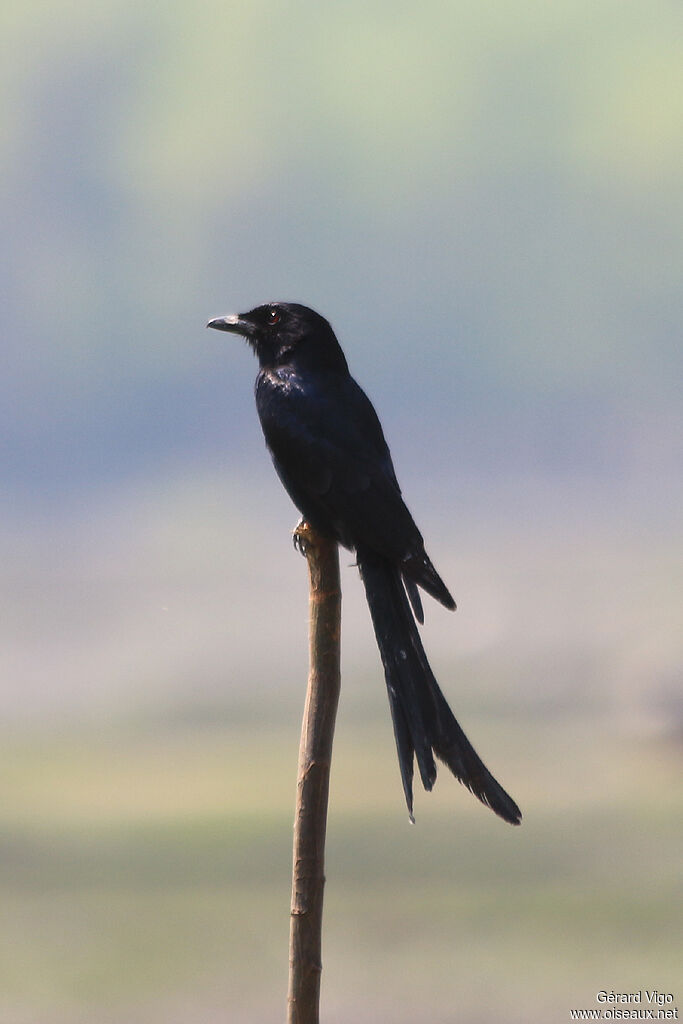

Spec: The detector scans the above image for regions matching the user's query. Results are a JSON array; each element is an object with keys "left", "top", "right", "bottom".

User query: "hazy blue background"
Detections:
[{"left": 1, "top": 2, "right": 681, "bottom": 1022}]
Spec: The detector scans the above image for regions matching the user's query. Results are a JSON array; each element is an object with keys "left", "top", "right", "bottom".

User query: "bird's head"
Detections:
[{"left": 207, "top": 302, "right": 348, "bottom": 373}]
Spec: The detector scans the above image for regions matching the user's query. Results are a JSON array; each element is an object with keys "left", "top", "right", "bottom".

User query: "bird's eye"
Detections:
[{"left": 268, "top": 308, "right": 280, "bottom": 325}]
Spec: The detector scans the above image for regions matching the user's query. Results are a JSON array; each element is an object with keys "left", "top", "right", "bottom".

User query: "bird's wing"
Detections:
[{"left": 256, "top": 369, "right": 420, "bottom": 560}]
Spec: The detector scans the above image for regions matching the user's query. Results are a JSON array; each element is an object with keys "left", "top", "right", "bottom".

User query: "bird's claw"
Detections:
[{"left": 292, "top": 519, "right": 312, "bottom": 556}]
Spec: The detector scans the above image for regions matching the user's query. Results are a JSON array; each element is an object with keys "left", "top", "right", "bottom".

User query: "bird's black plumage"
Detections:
[{"left": 207, "top": 301, "right": 521, "bottom": 825}]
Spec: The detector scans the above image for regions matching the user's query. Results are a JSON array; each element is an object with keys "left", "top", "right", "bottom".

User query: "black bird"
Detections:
[{"left": 207, "top": 302, "right": 521, "bottom": 825}]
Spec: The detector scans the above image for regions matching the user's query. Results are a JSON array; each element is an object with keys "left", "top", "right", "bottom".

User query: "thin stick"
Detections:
[{"left": 287, "top": 522, "right": 342, "bottom": 1024}]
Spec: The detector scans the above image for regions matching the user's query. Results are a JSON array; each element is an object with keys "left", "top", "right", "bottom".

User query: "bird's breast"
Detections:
[{"left": 258, "top": 366, "right": 304, "bottom": 396}]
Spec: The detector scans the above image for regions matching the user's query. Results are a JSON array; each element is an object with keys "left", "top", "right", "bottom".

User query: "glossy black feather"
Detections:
[
  {"left": 208, "top": 302, "right": 520, "bottom": 824},
  {"left": 358, "top": 549, "right": 521, "bottom": 825}
]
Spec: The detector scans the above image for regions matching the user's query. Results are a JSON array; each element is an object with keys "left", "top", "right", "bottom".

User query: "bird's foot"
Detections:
[{"left": 292, "top": 519, "right": 312, "bottom": 556}]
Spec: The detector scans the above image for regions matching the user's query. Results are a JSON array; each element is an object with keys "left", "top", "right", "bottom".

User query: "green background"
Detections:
[{"left": 1, "top": 2, "right": 681, "bottom": 1021}]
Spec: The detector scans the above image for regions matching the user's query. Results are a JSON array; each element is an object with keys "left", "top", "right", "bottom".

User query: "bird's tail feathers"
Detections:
[{"left": 357, "top": 548, "right": 521, "bottom": 826}]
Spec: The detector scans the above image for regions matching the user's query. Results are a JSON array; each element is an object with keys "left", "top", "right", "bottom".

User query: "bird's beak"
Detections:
[{"left": 206, "top": 314, "right": 255, "bottom": 337}]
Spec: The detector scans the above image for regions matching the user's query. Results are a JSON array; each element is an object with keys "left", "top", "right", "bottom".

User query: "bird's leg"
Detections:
[{"left": 293, "top": 518, "right": 313, "bottom": 556}]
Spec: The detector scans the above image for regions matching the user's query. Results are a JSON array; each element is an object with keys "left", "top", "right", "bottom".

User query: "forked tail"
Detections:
[{"left": 357, "top": 548, "right": 521, "bottom": 825}]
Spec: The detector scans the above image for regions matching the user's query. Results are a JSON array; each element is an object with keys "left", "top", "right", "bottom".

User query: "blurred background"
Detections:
[{"left": 1, "top": 1, "right": 681, "bottom": 1021}]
